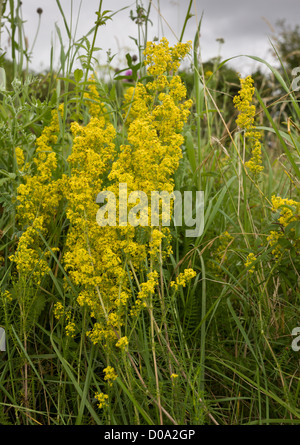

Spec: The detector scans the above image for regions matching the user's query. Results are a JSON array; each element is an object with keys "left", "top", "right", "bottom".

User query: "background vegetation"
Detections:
[{"left": 0, "top": 0, "right": 299, "bottom": 425}]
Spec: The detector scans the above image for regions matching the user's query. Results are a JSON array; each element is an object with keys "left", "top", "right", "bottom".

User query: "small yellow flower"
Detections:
[
  {"left": 267, "top": 231, "right": 284, "bottom": 258},
  {"left": 171, "top": 268, "right": 196, "bottom": 290},
  {"left": 233, "top": 76, "right": 256, "bottom": 130},
  {"left": 1, "top": 290, "right": 12, "bottom": 301},
  {"left": 271, "top": 195, "right": 298, "bottom": 227},
  {"left": 266, "top": 195, "right": 300, "bottom": 258},
  {"left": 95, "top": 392, "right": 109, "bottom": 409},
  {"left": 116, "top": 336, "right": 129, "bottom": 350},
  {"left": 103, "top": 366, "right": 118, "bottom": 386},
  {"left": 15, "top": 146, "right": 25, "bottom": 170},
  {"left": 205, "top": 70, "right": 213, "bottom": 78},
  {"left": 53, "top": 301, "right": 65, "bottom": 320},
  {"left": 233, "top": 76, "right": 264, "bottom": 175},
  {"left": 245, "top": 252, "right": 256, "bottom": 273},
  {"left": 144, "top": 37, "right": 191, "bottom": 77},
  {"left": 65, "top": 321, "right": 76, "bottom": 337}
]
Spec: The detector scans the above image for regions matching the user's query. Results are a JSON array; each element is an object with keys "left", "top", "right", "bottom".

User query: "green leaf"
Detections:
[
  {"left": 109, "top": 83, "right": 116, "bottom": 100},
  {"left": 74, "top": 68, "right": 83, "bottom": 83}
]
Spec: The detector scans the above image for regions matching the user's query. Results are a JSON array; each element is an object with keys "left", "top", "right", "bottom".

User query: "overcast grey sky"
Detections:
[{"left": 2, "top": 0, "right": 300, "bottom": 75}]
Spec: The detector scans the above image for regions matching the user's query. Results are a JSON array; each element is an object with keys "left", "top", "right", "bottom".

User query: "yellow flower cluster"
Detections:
[
  {"left": 244, "top": 131, "right": 264, "bottom": 175},
  {"left": 144, "top": 37, "right": 192, "bottom": 77},
  {"left": 15, "top": 106, "right": 62, "bottom": 225},
  {"left": 233, "top": 76, "right": 264, "bottom": 175},
  {"left": 267, "top": 195, "right": 300, "bottom": 258},
  {"left": 84, "top": 77, "right": 107, "bottom": 118},
  {"left": 11, "top": 40, "right": 194, "bottom": 403},
  {"left": 170, "top": 268, "right": 197, "bottom": 291},
  {"left": 149, "top": 228, "right": 172, "bottom": 259},
  {"left": 130, "top": 271, "right": 159, "bottom": 316},
  {"left": 244, "top": 252, "right": 256, "bottom": 273},
  {"left": 107, "top": 39, "right": 193, "bottom": 299},
  {"left": 15, "top": 146, "right": 25, "bottom": 170},
  {"left": 10, "top": 107, "right": 63, "bottom": 285},
  {"left": 65, "top": 321, "right": 76, "bottom": 338},
  {"left": 61, "top": 87, "right": 129, "bottom": 346},
  {"left": 53, "top": 301, "right": 65, "bottom": 320},
  {"left": 53, "top": 301, "right": 77, "bottom": 337},
  {"left": 267, "top": 230, "right": 284, "bottom": 258},
  {"left": 233, "top": 76, "right": 255, "bottom": 130},
  {"left": 1, "top": 290, "right": 12, "bottom": 302},
  {"left": 204, "top": 70, "right": 213, "bottom": 78},
  {"left": 103, "top": 366, "right": 118, "bottom": 386},
  {"left": 270, "top": 195, "right": 298, "bottom": 227},
  {"left": 95, "top": 392, "right": 109, "bottom": 409},
  {"left": 84, "top": 38, "right": 192, "bottom": 329},
  {"left": 115, "top": 336, "right": 128, "bottom": 350},
  {"left": 9, "top": 218, "right": 50, "bottom": 284}
]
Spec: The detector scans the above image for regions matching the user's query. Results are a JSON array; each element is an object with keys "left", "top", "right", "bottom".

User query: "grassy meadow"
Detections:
[{"left": 0, "top": 0, "right": 299, "bottom": 425}]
